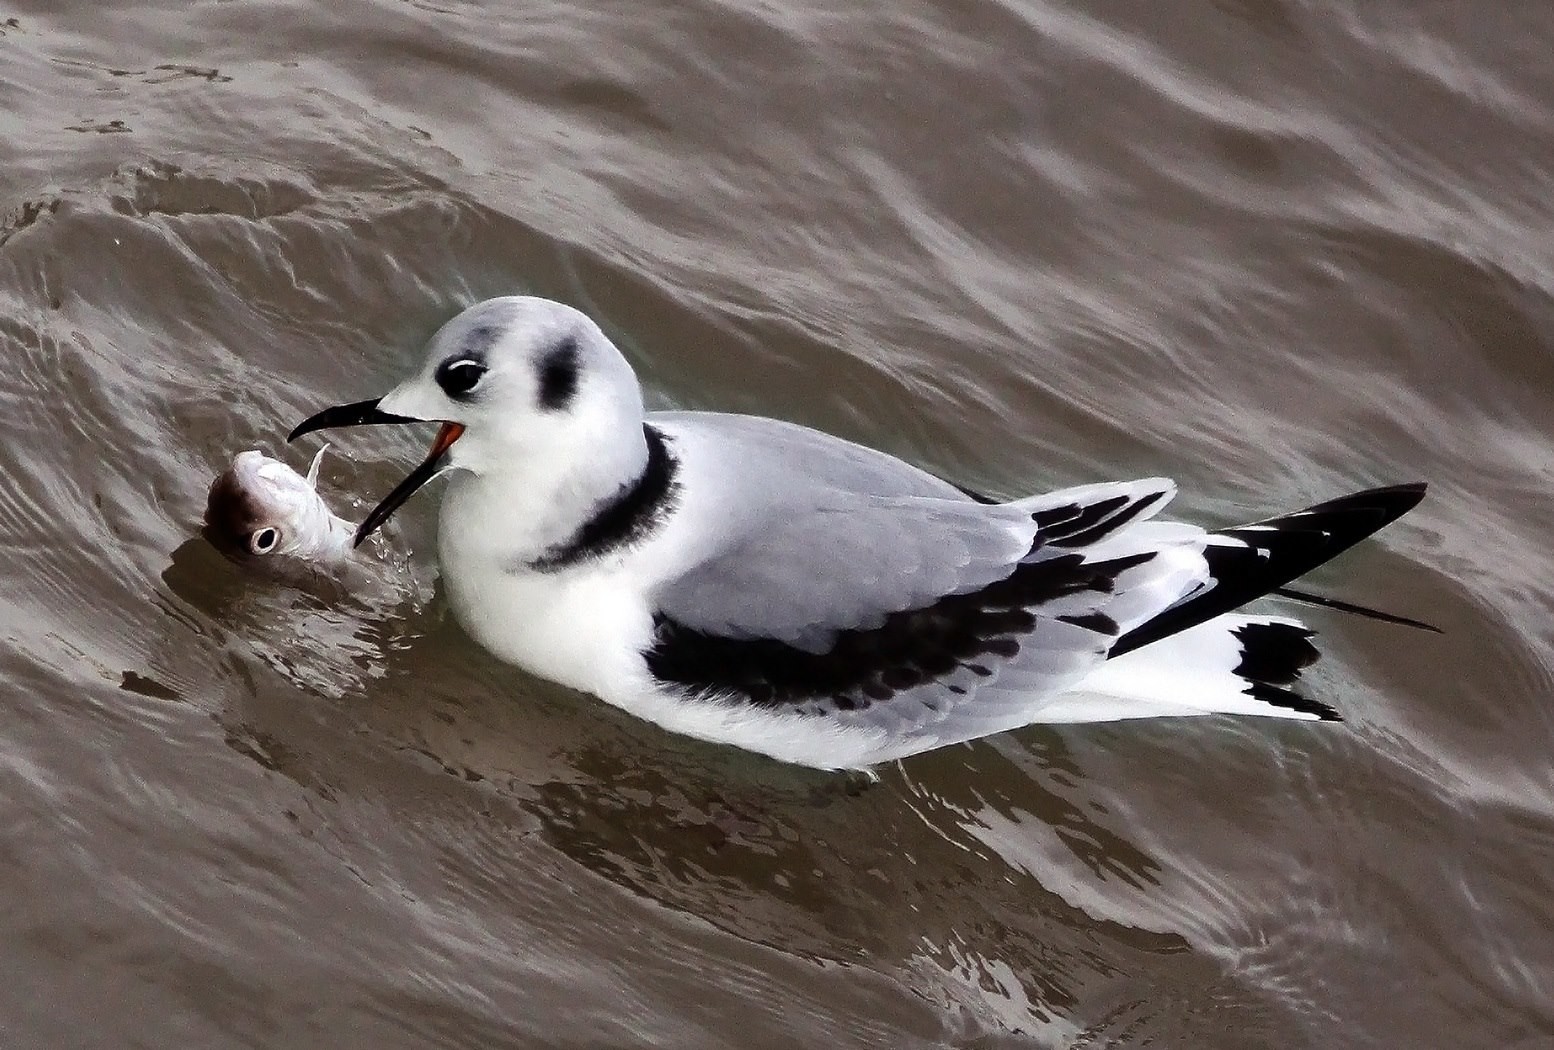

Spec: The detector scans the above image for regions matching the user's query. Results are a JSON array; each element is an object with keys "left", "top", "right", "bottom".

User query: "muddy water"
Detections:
[{"left": 1, "top": 1, "right": 1552, "bottom": 1046}]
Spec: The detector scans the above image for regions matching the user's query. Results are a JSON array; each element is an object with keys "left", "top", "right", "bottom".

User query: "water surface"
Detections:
[{"left": 1, "top": 0, "right": 1552, "bottom": 1045}]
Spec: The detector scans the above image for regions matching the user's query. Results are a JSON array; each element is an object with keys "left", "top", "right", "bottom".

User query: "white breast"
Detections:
[
  {"left": 430, "top": 453, "right": 909, "bottom": 770},
  {"left": 434, "top": 475, "right": 656, "bottom": 698}
]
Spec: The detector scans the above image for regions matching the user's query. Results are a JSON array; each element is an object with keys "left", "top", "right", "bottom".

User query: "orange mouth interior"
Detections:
[{"left": 430, "top": 421, "right": 465, "bottom": 458}]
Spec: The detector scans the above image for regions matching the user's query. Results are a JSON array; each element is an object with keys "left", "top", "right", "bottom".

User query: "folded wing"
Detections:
[{"left": 646, "top": 477, "right": 1195, "bottom": 752}]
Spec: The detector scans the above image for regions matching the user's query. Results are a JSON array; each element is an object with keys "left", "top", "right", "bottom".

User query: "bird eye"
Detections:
[
  {"left": 436, "top": 358, "right": 487, "bottom": 399},
  {"left": 249, "top": 527, "right": 280, "bottom": 555}
]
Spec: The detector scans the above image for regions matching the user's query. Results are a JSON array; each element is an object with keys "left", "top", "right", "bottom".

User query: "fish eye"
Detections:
[
  {"left": 249, "top": 527, "right": 280, "bottom": 555},
  {"left": 436, "top": 358, "right": 487, "bottom": 399}
]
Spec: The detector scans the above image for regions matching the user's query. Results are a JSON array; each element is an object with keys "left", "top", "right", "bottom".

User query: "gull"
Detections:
[{"left": 288, "top": 296, "right": 1427, "bottom": 770}]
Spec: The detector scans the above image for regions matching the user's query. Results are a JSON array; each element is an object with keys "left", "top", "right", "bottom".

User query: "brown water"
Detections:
[{"left": 1, "top": 1, "right": 1552, "bottom": 1046}]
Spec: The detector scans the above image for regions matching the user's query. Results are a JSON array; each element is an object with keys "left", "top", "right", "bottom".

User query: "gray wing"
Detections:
[
  {"left": 651, "top": 411, "right": 1059, "bottom": 649},
  {"left": 644, "top": 413, "right": 1190, "bottom": 749},
  {"left": 659, "top": 490, "right": 1045, "bottom": 651}
]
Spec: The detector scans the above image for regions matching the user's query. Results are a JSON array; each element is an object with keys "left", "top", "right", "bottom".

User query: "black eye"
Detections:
[
  {"left": 436, "top": 358, "right": 487, "bottom": 399},
  {"left": 249, "top": 527, "right": 280, "bottom": 555}
]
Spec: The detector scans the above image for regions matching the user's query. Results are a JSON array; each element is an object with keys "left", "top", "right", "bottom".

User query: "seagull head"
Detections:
[{"left": 289, "top": 296, "right": 647, "bottom": 546}]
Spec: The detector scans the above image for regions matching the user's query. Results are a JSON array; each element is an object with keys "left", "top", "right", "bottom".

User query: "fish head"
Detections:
[{"left": 203, "top": 450, "right": 325, "bottom": 564}]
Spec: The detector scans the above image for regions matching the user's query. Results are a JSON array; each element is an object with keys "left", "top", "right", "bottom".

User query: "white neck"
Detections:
[{"left": 441, "top": 423, "right": 650, "bottom": 569}]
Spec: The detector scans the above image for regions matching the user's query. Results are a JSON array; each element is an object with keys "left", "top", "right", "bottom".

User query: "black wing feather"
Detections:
[{"left": 1110, "top": 483, "right": 1426, "bottom": 657}]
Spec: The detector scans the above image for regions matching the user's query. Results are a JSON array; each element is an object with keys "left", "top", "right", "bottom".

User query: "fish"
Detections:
[{"left": 203, "top": 446, "right": 356, "bottom": 570}]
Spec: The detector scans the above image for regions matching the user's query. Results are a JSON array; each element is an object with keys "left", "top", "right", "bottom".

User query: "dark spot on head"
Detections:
[
  {"left": 537, "top": 337, "right": 579, "bottom": 411},
  {"left": 460, "top": 324, "right": 502, "bottom": 360}
]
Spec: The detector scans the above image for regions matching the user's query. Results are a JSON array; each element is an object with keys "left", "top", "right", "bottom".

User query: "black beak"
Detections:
[
  {"left": 351, "top": 421, "right": 464, "bottom": 547},
  {"left": 287, "top": 397, "right": 419, "bottom": 442},
  {"left": 287, "top": 397, "right": 465, "bottom": 547}
]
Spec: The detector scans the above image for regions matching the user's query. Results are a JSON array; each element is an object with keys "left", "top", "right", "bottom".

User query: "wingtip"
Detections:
[
  {"left": 1271, "top": 586, "right": 1442, "bottom": 634},
  {"left": 1294, "top": 481, "right": 1429, "bottom": 530},
  {"left": 1113, "top": 480, "right": 1431, "bottom": 656}
]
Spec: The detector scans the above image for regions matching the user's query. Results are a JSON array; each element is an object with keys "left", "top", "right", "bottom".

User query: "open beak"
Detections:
[
  {"left": 288, "top": 397, "right": 465, "bottom": 547},
  {"left": 350, "top": 421, "right": 463, "bottom": 546},
  {"left": 287, "top": 397, "right": 419, "bottom": 441}
]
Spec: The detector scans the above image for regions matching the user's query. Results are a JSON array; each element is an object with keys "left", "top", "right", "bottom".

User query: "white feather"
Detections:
[{"left": 1052, "top": 614, "right": 1323, "bottom": 722}]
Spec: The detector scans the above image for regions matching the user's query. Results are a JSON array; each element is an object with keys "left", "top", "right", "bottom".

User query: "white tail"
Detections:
[{"left": 1039, "top": 614, "right": 1334, "bottom": 723}]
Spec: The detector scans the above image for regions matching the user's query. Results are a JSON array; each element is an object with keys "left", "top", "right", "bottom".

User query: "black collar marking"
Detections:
[
  {"left": 645, "top": 551, "right": 1150, "bottom": 713},
  {"left": 529, "top": 424, "right": 680, "bottom": 572}
]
